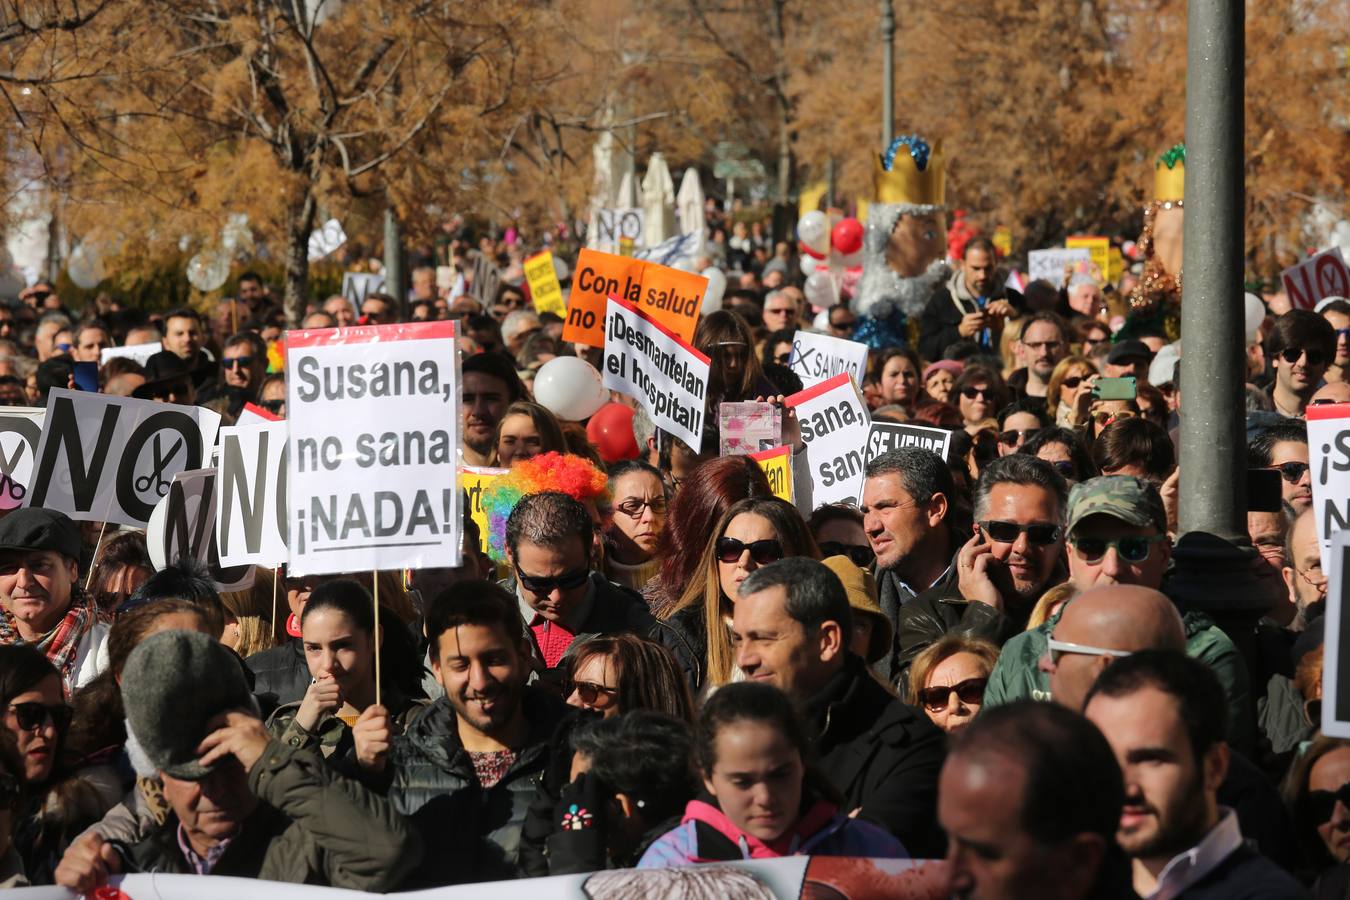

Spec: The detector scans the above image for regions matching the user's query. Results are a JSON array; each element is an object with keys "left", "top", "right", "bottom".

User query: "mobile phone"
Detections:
[
  {"left": 1247, "top": 468, "right": 1283, "bottom": 513},
  {"left": 72, "top": 361, "right": 99, "bottom": 393},
  {"left": 1093, "top": 377, "right": 1137, "bottom": 401}
]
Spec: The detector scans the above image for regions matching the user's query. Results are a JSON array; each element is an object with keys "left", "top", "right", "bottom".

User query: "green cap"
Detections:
[{"left": 1066, "top": 475, "right": 1166, "bottom": 536}]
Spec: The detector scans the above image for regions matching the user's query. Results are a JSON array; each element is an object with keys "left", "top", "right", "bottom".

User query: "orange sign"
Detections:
[{"left": 563, "top": 249, "right": 708, "bottom": 348}]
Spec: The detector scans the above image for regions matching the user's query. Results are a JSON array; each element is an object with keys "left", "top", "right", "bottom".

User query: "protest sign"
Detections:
[
  {"left": 785, "top": 373, "right": 872, "bottom": 506},
  {"left": 1026, "top": 248, "right": 1091, "bottom": 284},
  {"left": 1066, "top": 236, "right": 1111, "bottom": 284},
  {"left": 216, "top": 421, "right": 289, "bottom": 569},
  {"left": 25, "top": 389, "right": 220, "bottom": 527},
  {"left": 602, "top": 296, "right": 710, "bottom": 450},
  {"left": 99, "top": 342, "right": 162, "bottom": 368},
  {"left": 285, "top": 321, "right": 462, "bottom": 575},
  {"left": 236, "top": 402, "right": 281, "bottom": 426},
  {"left": 146, "top": 469, "right": 253, "bottom": 591},
  {"left": 1307, "top": 402, "right": 1350, "bottom": 587},
  {"left": 1283, "top": 247, "right": 1350, "bottom": 310},
  {"left": 788, "top": 330, "right": 869, "bottom": 390},
  {"left": 564, "top": 249, "right": 707, "bottom": 348},
  {"left": 459, "top": 465, "right": 507, "bottom": 556},
  {"left": 866, "top": 421, "right": 954, "bottom": 463},
  {"left": 471, "top": 253, "right": 501, "bottom": 305},
  {"left": 1322, "top": 531, "right": 1350, "bottom": 738},
  {"left": 594, "top": 207, "right": 646, "bottom": 254},
  {"left": 0, "top": 408, "right": 44, "bottom": 512},
  {"left": 523, "top": 250, "right": 566, "bottom": 317},
  {"left": 341, "top": 272, "right": 385, "bottom": 306},
  {"left": 751, "top": 446, "right": 794, "bottom": 503},
  {"left": 633, "top": 232, "right": 701, "bottom": 269},
  {"left": 719, "top": 402, "right": 780, "bottom": 455}
]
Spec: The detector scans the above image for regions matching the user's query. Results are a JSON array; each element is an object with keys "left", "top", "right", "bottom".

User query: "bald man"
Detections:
[
  {"left": 1281, "top": 507, "right": 1325, "bottom": 632},
  {"left": 1038, "top": 585, "right": 1186, "bottom": 712},
  {"left": 1310, "top": 380, "right": 1350, "bottom": 406}
]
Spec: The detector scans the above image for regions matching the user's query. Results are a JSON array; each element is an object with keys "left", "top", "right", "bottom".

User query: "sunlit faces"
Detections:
[
  {"left": 860, "top": 472, "right": 942, "bottom": 570},
  {"left": 703, "top": 719, "right": 804, "bottom": 844},
  {"left": 880, "top": 355, "right": 919, "bottom": 406},
  {"left": 433, "top": 622, "right": 527, "bottom": 739},
  {"left": 566, "top": 653, "right": 620, "bottom": 717},
  {"left": 496, "top": 413, "right": 543, "bottom": 467},
  {"left": 920, "top": 652, "right": 988, "bottom": 733},
  {"left": 301, "top": 607, "right": 376, "bottom": 702},
  {"left": 607, "top": 470, "right": 667, "bottom": 563},
  {"left": 163, "top": 314, "right": 202, "bottom": 359},
  {"left": 0, "top": 550, "right": 78, "bottom": 636},
  {"left": 1310, "top": 747, "right": 1350, "bottom": 864},
  {"left": 462, "top": 372, "right": 510, "bottom": 457},
  {"left": 717, "top": 513, "right": 780, "bottom": 602}
]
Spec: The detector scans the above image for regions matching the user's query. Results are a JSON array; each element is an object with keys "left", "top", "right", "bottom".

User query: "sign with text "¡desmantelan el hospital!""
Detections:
[{"left": 563, "top": 248, "right": 708, "bottom": 349}]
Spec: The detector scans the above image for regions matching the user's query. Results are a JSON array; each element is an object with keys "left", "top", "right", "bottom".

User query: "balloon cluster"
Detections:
[{"left": 796, "top": 211, "right": 864, "bottom": 312}]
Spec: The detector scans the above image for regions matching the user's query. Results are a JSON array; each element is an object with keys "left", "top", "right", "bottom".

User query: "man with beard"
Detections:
[
  {"left": 460, "top": 353, "right": 525, "bottom": 467},
  {"left": 1085, "top": 651, "right": 1304, "bottom": 899},
  {"left": 1249, "top": 419, "right": 1313, "bottom": 515},
  {"left": 1280, "top": 507, "right": 1325, "bottom": 633},
  {"left": 354, "top": 581, "right": 572, "bottom": 885},
  {"left": 1264, "top": 309, "right": 1334, "bottom": 419},
  {"left": 918, "top": 237, "right": 1018, "bottom": 360},
  {"left": 1007, "top": 312, "right": 1069, "bottom": 406}
]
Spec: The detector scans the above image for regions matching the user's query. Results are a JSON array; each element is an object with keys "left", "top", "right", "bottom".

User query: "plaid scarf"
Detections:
[{"left": 0, "top": 594, "right": 100, "bottom": 695}]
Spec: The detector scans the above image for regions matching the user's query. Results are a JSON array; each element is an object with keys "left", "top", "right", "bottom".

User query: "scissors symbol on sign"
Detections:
[{"left": 134, "top": 434, "right": 184, "bottom": 498}]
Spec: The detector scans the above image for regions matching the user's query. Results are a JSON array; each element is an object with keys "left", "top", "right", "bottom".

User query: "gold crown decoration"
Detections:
[
  {"left": 873, "top": 135, "right": 946, "bottom": 207},
  {"left": 1154, "top": 143, "right": 1185, "bottom": 203}
]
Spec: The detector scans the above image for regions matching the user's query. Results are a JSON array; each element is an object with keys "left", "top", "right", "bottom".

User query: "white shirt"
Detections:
[{"left": 1144, "top": 807, "right": 1243, "bottom": 900}]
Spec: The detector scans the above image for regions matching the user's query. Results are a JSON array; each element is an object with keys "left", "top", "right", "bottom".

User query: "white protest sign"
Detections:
[
  {"left": 1322, "top": 531, "right": 1350, "bottom": 738},
  {"left": 602, "top": 296, "right": 710, "bottom": 450},
  {"left": 25, "top": 389, "right": 221, "bottom": 527},
  {"left": 146, "top": 468, "right": 254, "bottom": 591},
  {"left": 1027, "top": 248, "right": 1091, "bottom": 284},
  {"left": 235, "top": 402, "right": 282, "bottom": 426},
  {"left": 0, "top": 408, "right": 44, "bottom": 512},
  {"left": 307, "top": 218, "right": 347, "bottom": 262},
  {"left": 285, "top": 321, "right": 462, "bottom": 576},
  {"left": 217, "top": 421, "right": 289, "bottom": 569},
  {"left": 595, "top": 208, "right": 646, "bottom": 253},
  {"left": 633, "top": 232, "right": 700, "bottom": 269},
  {"left": 1308, "top": 402, "right": 1350, "bottom": 587},
  {"left": 786, "top": 373, "right": 872, "bottom": 507},
  {"left": 99, "top": 341, "right": 162, "bottom": 368},
  {"left": 866, "top": 422, "right": 953, "bottom": 463},
  {"left": 788, "top": 330, "right": 869, "bottom": 390},
  {"left": 341, "top": 272, "right": 386, "bottom": 306},
  {"left": 1283, "top": 247, "right": 1350, "bottom": 311}
]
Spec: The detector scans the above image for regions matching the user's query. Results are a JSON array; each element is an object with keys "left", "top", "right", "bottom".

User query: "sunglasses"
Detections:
[
  {"left": 1045, "top": 637, "right": 1132, "bottom": 667},
  {"left": 830, "top": 319, "right": 856, "bottom": 331},
  {"left": 1280, "top": 347, "right": 1328, "bottom": 366},
  {"left": 1270, "top": 461, "right": 1309, "bottom": 484},
  {"left": 715, "top": 537, "right": 784, "bottom": 565},
  {"left": 1305, "top": 783, "right": 1350, "bottom": 824},
  {"left": 1071, "top": 534, "right": 1167, "bottom": 563},
  {"left": 616, "top": 497, "right": 667, "bottom": 519},
  {"left": 1092, "top": 410, "right": 1137, "bottom": 426},
  {"left": 998, "top": 428, "right": 1041, "bottom": 447},
  {"left": 773, "top": 353, "right": 792, "bottom": 365},
  {"left": 817, "top": 541, "right": 875, "bottom": 568},
  {"left": 568, "top": 680, "right": 619, "bottom": 707},
  {"left": 1061, "top": 376, "right": 1085, "bottom": 390},
  {"left": 259, "top": 399, "right": 285, "bottom": 413},
  {"left": 961, "top": 386, "right": 993, "bottom": 400},
  {"left": 515, "top": 565, "right": 590, "bottom": 595},
  {"left": 1048, "top": 459, "right": 1077, "bottom": 478},
  {"left": 9, "top": 701, "right": 72, "bottom": 733},
  {"left": 980, "top": 520, "right": 1062, "bottom": 545},
  {"left": 223, "top": 356, "right": 255, "bottom": 369},
  {"left": 917, "top": 677, "right": 988, "bottom": 713}
]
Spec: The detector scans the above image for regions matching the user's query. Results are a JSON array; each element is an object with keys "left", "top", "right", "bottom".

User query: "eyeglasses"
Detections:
[
  {"left": 998, "top": 428, "right": 1041, "bottom": 447},
  {"left": 979, "top": 520, "right": 1062, "bottom": 546},
  {"left": 1305, "top": 784, "right": 1350, "bottom": 824},
  {"left": 817, "top": 541, "right": 875, "bottom": 568},
  {"left": 259, "top": 399, "right": 285, "bottom": 413},
  {"left": 715, "top": 537, "right": 784, "bottom": 565},
  {"left": 1061, "top": 376, "right": 1085, "bottom": 390},
  {"left": 961, "top": 386, "right": 993, "bottom": 400},
  {"left": 515, "top": 565, "right": 590, "bottom": 595},
  {"left": 1092, "top": 410, "right": 1137, "bottom": 426},
  {"left": 1280, "top": 347, "right": 1328, "bottom": 367},
  {"left": 917, "top": 677, "right": 988, "bottom": 713},
  {"left": 1071, "top": 534, "right": 1167, "bottom": 563},
  {"left": 223, "top": 356, "right": 255, "bottom": 369},
  {"left": 616, "top": 497, "right": 667, "bottom": 519},
  {"left": 1270, "top": 461, "right": 1309, "bottom": 484},
  {"left": 8, "top": 701, "right": 72, "bottom": 733},
  {"left": 773, "top": 353, "right": 792, "bottom": 365},
  {"left": 568, "top": 680, "right": 619, "bottom": 707},
  {"left": 1045, "top": 637, "right": 1132, "bottom": 667}
]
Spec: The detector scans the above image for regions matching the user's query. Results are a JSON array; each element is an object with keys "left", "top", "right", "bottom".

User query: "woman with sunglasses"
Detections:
[
  {"left": 1046, "top": 355, "right": 1097, "bottom": 427},
  {"left": 760, "top": 329, "right": 796, "bottom": 371},
  {"left": 806, "top": 505, "right": 875, "bottom": 570},
  {"left": 658, "top": 498, "right": 818, "bottom": 692},
  {"left": 905, "top": 635, "right": 998, "bottom": 733},
  {"left": 603, "top": 461, "right": 669, "bottom": 593},
  {"left": 952, "top": 364, "right": 1007, "bottom": 436},
  {"left": 564, "top": 634, "right": 695, "bottom": 722},
  {"left": 1285, "top": 734, "right": 1350, "bottom": 886},
  {"left": 82, "top": 532, "right": 153, "bottom": 614},
  {"left": 1020, "top": 426, "right": 1096, "bottom": 484}
]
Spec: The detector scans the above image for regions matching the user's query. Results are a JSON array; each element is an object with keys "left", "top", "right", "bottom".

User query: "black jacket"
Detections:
[
  {"left": 502, "top": 572, "right": 657, "bottom": 669},
  {"left": 1169, "top": 843, "right": 1308, "bottom": 899},
  {"left": 917, "top": 281, "right": 1023, "bottom": 362},
  {"left": 245, "top": 639, "right": 310, "bottom": 712},
  {"left": 802, "top": 654, "right": 947, "bottom": 859},
  {"left": 652, "top": 604, "right": 707, "bottom": 693},
  {"left": 517, "top": 712, "right": 601, "bottom": 878}
]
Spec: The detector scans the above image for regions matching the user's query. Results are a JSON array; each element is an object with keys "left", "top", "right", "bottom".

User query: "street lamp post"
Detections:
[{"left": 881, "top": 0, "right": 894, "bottom": 148}]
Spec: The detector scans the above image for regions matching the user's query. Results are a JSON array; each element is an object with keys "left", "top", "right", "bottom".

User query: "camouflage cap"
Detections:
[{"left": 1066, "top": 475, "right": 1167, "bottom": 536}]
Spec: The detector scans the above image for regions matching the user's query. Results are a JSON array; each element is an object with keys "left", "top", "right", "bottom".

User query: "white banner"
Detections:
[
  {"left": 1308, "top": 402, "right": 1350, "bottom": 586},
  {"left": 99, "top": 341, "right": 162, "bottom": 368},
  {"left": 786, "top": 373, "right": 872, "bottom": 507},
  {"left": 25, "top": 389, "right": 221, "bottom": 527},
  {"left": 285, "top": 322, "right": 462, "bottom": 576},
  {"left": 0, "top": 407, "right": 44, "bottom": 512},
  {"left": 1027, "top": 247, "right": 1091, "bottom": 284},
  {"left": 866, "top": 422, "right": 954, "bottom": 463},
  {"left": 341, "top": 272, "right": 386, "bottom": 307},
  {"left": 146, "top": 468, "right": 254, "bottom": 591},
  {"left": 217, "top": 421, "right": 289, "bottom": 569},
  {"left": 602, "top": 295, "right": 711, "bottom": 449},
  {"left": 594, "top": 207, "right": 646, "bottom": 253},
  {"left": 788, "top": 330, "right": 869, "bottom": 390}
]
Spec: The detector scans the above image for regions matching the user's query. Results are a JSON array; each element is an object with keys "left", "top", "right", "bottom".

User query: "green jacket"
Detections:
[
  {"left": 266, "top": 689, "right": 423, "bottom": 766},
  {"left": 983, "top": 609, "right": 1254, "bottom": 755}
]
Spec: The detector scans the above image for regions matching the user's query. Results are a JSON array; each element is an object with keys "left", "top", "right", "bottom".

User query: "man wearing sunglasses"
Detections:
[
  {"left": 1264, "top": 308, "right": 1335, "bottom": 418},
  {"left": 1321, "top": 298, "right": 1350, "bottom": 385},
  {"left": 1248, "top": 419, "right": 1312, "bottom": 514},
  {"left": 205, "top": 332, "right": 268, "bottom": 418}
]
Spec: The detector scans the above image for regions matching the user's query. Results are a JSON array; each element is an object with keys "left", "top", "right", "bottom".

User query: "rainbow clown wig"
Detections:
[{"left": 481, "top": 452, "right": 608, "bottom": 562}]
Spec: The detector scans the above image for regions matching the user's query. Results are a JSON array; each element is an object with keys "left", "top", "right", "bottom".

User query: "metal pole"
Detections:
[
  {"left": 881, "top": 0, "right": 894, "bottom": 147},
  {"left": 1177, "top": 0, "right": 1245, "bottom": 542},
  {"left": 383, "top": 205, "right": 403, "bottom": 308}
]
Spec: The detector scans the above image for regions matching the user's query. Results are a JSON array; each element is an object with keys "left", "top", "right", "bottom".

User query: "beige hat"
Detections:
[{"left": 822, "top": 555, "right": 894, "bottom": 664}]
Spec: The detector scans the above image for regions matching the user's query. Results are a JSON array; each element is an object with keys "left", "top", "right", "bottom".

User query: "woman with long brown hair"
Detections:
[{"left": 694, "top": 310, "right": 775, "bottom": 411}]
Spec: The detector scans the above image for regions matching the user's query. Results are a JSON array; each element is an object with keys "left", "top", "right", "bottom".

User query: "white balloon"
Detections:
[
  {"left": 533, "top": 356, "right": 608, "bottom": 422},
  {"left": 797, "top": 211, "right": 829, "bottom": 255},
  {"left": 186, "top": 249, "right": 230, "bottom": 292},
  {"left": 701, "top": 266, "right": 727, "bottom": 314},
  {"left": 804, "top": 270, "right": 836, "bottom": 308},
  {"left": 66, "top": 244, "right": 106, "bottom": 290},
  {"left": 553, "top": 255, "right": 571, "bottom": 282},
  {"left": 800, "top": 254, "right": 820, "bottom": 277}
]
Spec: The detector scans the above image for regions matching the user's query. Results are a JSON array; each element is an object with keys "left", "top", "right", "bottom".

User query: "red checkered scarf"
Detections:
[{"left": 0, "top": 594, "right": 101, "bottom": 695}]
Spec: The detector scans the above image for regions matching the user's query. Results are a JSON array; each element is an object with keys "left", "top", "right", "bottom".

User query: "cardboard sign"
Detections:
[
  {"left": 1066, "top": 236, "right": 1111, "bottom": 285},
  {"left": 865, "top": 422, "right": 954, "bottom": 463},
  {"left": 146, "top": 468, "right": 254, "bottom": 592},
  {"left": 1322, "top": 531, "right": 1350, "bottom": 738},
  {"left": 285, "top": 321, "right": 463, "bottom": 575},
  {"left": 1283, "top": 248, "right": 1350, "bottom": 311},
  {"left": 785, "top": 373, "right": 872, "bottom": 506},
  {"left": 0, "top": 408, "right": 44, "bottom": 512},
  {"left": 719, "top": 402, "right": 781, "bottom": 455},
  {"left": 459, "top": 465, "right": 507, "bottom": 556},
  {"left": 523, "top": 251, "right": 566, "bottom": 317},
  {"left": 1027, "top": 248, "right": 1091, "bottom": 284},
  {"left": 594, "top": 208, "right": 646, "bottom": 254},
  {"left": 602, "top": 296, "right": 711, "bottom": 450},
  {"left": 25, "top": 390, "right": 221, "bottom": 527},
  {"left": 563, "top": 249, "right": 707, "bottom": 349},
  {"left": 751, "top": 446, "right": 794, "bottom": 504},
  {"left": 99, "top": 342, "right": 162, "bottom": 368},
  {"left": 471, "top": 253, "right": 500, "bottom": 306},
  {"left": 1307, "top": 402, "right": 1350, "bottom": 586},
  {"left": 216, "top": 421, "right": 289, "bottom": 569},
  {"left": 789, "top": 331, "right": 869, "bottom": 390},
  {"left": 341, "top": 272, "right": 386, "bottom": 306}
]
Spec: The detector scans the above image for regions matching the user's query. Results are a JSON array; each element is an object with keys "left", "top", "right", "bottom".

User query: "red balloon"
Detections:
[
  {"left": 798, "top": 239, "right": 826, "bottom": 260},
  {"left": 586, "top": 402, "right": 640, "bottom": 462},
  {"left": 831, "top": 218, "right": 864, "bottom": 256}
]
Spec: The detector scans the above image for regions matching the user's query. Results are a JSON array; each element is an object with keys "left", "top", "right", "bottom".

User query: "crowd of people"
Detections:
[{"left": 0, "top": 210, "right": 1343, "bottom": 900}]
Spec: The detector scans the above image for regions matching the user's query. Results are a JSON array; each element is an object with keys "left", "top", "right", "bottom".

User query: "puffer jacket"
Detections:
[
  {"left": 115, "top": 739, "right": 421, "bottom": 890},
  {"left": 382, "top": 689, "right": 574, "bottom": 886},
  {"left": 652, "top": 604, "right": 707, "bottom": 692},
  {"left": 245, "top": 640, "right": 310, "bottom": 712}
]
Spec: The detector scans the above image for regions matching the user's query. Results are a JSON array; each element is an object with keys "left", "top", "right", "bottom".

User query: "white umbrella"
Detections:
[
  {"left": 676, "top": 167, "right": 706, "bottom": 255},
  {"left": 641, "top": 152, "right": 676, "bottom": 247},
  {"left": 615, "top": 170, "right": 637, "bottom": 210}
]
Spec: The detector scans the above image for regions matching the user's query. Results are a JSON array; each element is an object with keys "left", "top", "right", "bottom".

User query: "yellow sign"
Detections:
[
  {"left": 523, "top": 251, "right": 566, "bottom": 317},
  {"left": 750, "top": 446, "right": 794, "bottom": 504},
  {"left": 992, "top": 226, "right": 1012, "bottom": 259},
  {"left": 458, "top": 465, "right": 507, "bottom": 556},
  {"left": 1107, "top": 247, "right": 1124, "bottom": 285},
  {"left": 1066, "top": 236, "right": 1110, "bottom": 285},
  {"left": 562, "top": 248, "right": 708, "bottom": 349}
]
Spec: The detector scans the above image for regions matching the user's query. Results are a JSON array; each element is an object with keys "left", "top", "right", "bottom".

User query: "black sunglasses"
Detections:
[
  {"left": 1061, "top": 375, "right": 1085, "bottom": 390},
  {"left": 917, "top": 677, "right": 988, "bottom": 713},
  {"left": 1280, "top": 347, "right": 1328, "bottom": 367},
  {"left": 516, "top": 565, "right": 590, "bottom": 595},
  {"left": 223, "top": 356, "right": 255, "bottom": 369},
  {"left": 818, "top": 541, "right": 875, "bottom": 568},
  {"left": 1270, "top": 461, "right": 1309, "bottom": 484},
  {"left": 9, "top": 701, "right": 72, "bottom": 733},
  {"left": 259, "top": 399, "right": 285, "bottom": 413},
  {"left": 961, "top": 386, "right": 993, "bottom": 400},
  {"left": 1071, "top": 534, "right": 1166, "bottom": 563},
  {"left": 980, "top": 520, "right": 1062, "bottom": 545},
  {"left": 998, "top": 428, "right": 1041, "bottom": 447},
  {"left": 829, "top": 319, "right": 855, "bottom": 331},
  {"left": 715, "top": 537, "right": 784, "bottom": 565},
  {"left": 568, "top": 680, "right": 618, "bottom": 706},
  {"left": 1306, "top": 783, "right": 1350, "bottom": 824}
]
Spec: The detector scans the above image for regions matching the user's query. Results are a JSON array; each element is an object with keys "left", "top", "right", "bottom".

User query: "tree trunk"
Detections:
[{"left": 283, "top": 189, "right": 317, "bottom": 327}]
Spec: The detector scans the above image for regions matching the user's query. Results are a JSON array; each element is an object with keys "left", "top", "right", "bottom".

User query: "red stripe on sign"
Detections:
[
  {"left": 285, "top": 320, "right": 458, "bottom": 349},
  {"left": 750, "top": 445, "right": 791, "bottom": 462},
  {"left": 242, "top": 402, "right": 281, "bottom": 422},
  {"left": 785, "top": 372, "right": 852, "bottom": 408},
  {"left": 607, "top": 295, "right": 711, "bottom": 364},
  {"left": 1306, "top": 402, "right": 1350, "bottom": 421}
]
